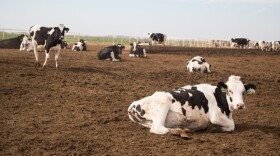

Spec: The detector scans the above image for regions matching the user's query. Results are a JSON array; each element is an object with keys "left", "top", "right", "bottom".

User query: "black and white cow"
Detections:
[
  {"left": 72, "top": 39, "right": 87, "bottom": 51},
  {"left": 128, "top": 75, "right": 256, "bottom": 137},
  {"left": 97, "top": 44, "right": 125, "bottom": 61},
  {"left": 129, "top": 42, "right": 147, "bottom": 58},
  {"left": 272, "top": 41, "right": 280, "bottom": 52},
  {"left": 30, "top": 24, "right": 69, "bottom": 69},
  {"left": 148, "top": 33, "right": 166, "bottom": 45},
  {"left": 231, "top": 38, "right": 249, "bottom": 48},
  {"left": 0, "top": 34, "right": 25, "bottom": 49},
  {"left": 186, "top": 56, "right": 211, "bottom": 73},
  {"left": 258, "top": 40, "right": 272, "bottom": 52}
]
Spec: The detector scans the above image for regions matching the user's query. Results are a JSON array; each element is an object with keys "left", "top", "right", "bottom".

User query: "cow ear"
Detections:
[
  {"left": 244, "top": 83, "right": 256, "bottom": 94},
  {"left": 217, "top": 82, "right": 228, "bottom": 93},
  {"left": 64, "top": 27, "right": 69, "bottom": 32}
]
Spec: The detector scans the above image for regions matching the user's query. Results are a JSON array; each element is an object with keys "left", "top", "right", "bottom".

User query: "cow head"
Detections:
[
  {"left": 130, "top": 42, "right": 138, "bottom": 51},
  {"left": 57, "top": 24, "right": 69, "bottom": 40},
  {"left": 116, "top": 44, "right": 125, "bottom": 54},
  {"left": 203, "top": 62, "right": 211, "bottom": 73},
  {"left": 217, "top": 75, "right": 256, "bottom": 110}
]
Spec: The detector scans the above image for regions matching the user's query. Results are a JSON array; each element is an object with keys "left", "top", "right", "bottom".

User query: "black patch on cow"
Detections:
[
  {"left": 230, "top": 97, "right": 233, "bottom": 102},
  {"left": 168, "top": 88, "right": 209, "bottom": 114},
  {"left": 140, "top": 109, "right": 145, "bottom": 116},
  {"left": 182, "top": 108, "right": 186, "bottom": 116},
  {"left": 191, "top": 86, "right": 197, "bottom": 90},
  {"left": 192, "top": 59, "right": 203, "bottom": 65},
  {"left": 213, "top": 87, "right": 231, "bottom": 118},
  {"left": 136, "top": 105, "right": 141, "bottom": 113},
  {"left": 172, "top": 99, "right": 176, "bottom": 103}
]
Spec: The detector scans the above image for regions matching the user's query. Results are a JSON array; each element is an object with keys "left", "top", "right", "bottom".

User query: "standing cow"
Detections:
[
  {"left": 129, "top": 42, "right": 147, "bottom": 58},
  {"left": 148, "top": 33, "right": 166, "bottom": 45},
  {"left": 97, "top": 44, "right": 125, "bottom": 61},
  {"left": 30, "top": 24, "right": 69, "bottom": 69},
  {"left": 231, "top": 38, "right": 249, "bottom": 49},
  {"left": 128, "top": 75, "right": 256, "bottom": 138},
  {"left": 258, "top": 40, "right": 272, "bottom": 52},
  {"left": 186, "top": 56, "right": 211, "bottom": 73}
]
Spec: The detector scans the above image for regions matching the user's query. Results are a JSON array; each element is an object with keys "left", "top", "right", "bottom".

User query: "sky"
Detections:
[{"left": 0, "top": 0, "right": 280, "bottom": 41}]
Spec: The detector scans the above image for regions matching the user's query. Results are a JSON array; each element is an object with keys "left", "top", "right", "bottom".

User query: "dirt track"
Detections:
[{"left": 1, "top": 45, "right": 280, "bottom": 155}]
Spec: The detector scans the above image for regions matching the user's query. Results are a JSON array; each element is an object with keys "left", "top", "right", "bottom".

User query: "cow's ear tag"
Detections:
[{"left": 221, "top": 87, "right": 227, "bottom": 93}]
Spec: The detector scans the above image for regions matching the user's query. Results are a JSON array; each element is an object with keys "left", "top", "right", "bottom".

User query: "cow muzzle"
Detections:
[{"left": 236, "top": 103, "right": 245, "bottom": 109}]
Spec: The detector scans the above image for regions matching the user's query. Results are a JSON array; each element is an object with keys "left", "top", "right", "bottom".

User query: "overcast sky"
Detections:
[{"left": 0, "top": 0, "right": 279, "bottom": 41}]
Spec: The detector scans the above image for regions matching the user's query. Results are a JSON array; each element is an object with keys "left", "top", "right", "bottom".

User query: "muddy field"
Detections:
[{"left": 1, "top": 45, "right": 280, "bottom": 155}]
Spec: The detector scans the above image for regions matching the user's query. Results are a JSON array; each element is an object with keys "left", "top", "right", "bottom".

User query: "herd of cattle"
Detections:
[{"left": 0, "top": 24, "right": 262, "bottom": 138}]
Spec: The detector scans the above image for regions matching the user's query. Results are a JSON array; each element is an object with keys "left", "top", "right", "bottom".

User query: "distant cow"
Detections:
[
  {"left": 231, "top": 38, "right": 249, "bottom": 48},
  {"left": 97, "top": 44, "right": 125, "bottom": 61},
  {"left": 148, "top": 33, "right": 166, "bottom": 45},
  {"left": 72, "top": 39, "right": 87, "bottom": 51},
  {"left": 0, "top": 34, "right": 25, "bottom": 49},
  {"left": 186, "top": 56, "right": 211, "bottom": 73},
  {"left": 128, "top": 75, "right": 256, "bottom": 137},
  {"left": 61, "top": 41, "right": 69, "bottom": 49},
  {"left": 30, "top": 24, "right": 69, "bottom": 69},
  {"left": 258, "top": 40, "right": 272, "bottom": 52},
  {"left": 20, "top": 36, "right": 33, "bottom": 52},
  {"left": 129, "top": 42, "right": 147, "bottom": 58},
  {"left": 272, "top": 41, "right": 280, "bottom": 52}
]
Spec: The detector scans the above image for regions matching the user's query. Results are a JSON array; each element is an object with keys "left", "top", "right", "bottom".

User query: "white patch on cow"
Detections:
[
  {"left": 143, "top": 49, "right": 147, "bottom": 57},
  {"left": 111, "top": 51, "right": 119, "bottom": 61},
  {"left": 58, "top": 24, "right": 65, "bottom": 32},
  {"left": 132, "top": 42, "right": 137, "bottom": 51},
  {"left": 48, "top": 29, "right": 55, "bottom": 35}
]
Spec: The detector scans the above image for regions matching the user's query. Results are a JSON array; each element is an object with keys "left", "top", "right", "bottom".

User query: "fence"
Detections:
[{"left": 0, "top": 28, "right": 223, "bottom": 48}]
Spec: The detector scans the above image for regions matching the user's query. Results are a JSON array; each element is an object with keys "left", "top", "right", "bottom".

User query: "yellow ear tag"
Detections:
[{"left": 221, "top": 87, "right": 227, "bottom": 93}]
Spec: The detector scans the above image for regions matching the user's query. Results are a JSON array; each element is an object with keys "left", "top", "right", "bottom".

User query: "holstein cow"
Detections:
[
  {"left": 148, "top": 33, "right": 166, "bottom": 45},
  {"left": 97, "top": 44, "right": 125, "bottom": 61},
  {"left": 258, "top": 40, "right": 272, "bottom": 52},
  {"left": 72, "top": 39, "right": 87, "bottom": 51},
  {"left": 30, "top": 24, "right": 69, "bottom": 69},
  {"left": 128, "top": 75, "right": 256, "bottom": 138},
  {"left": 0, "top": 34, "right": 25, "bottom": 49},
  {"left": 20, "top": 36, "right": 33, "bottom": 52},
  {"left": 272, "top": 41, "right": 280, "bottom": 52},
  {"left": 129, "top": 42, "right": 147, "bottom": 58},
  {"left": 231, "top": 38, "right": 249, "bottom": 49},
  {"left": 186, "top": 56, "right": 211, "bottom": 73}
]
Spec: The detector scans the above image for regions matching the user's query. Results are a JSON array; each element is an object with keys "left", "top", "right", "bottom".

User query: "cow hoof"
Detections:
[
  {"left": 34, "top": 62, "right": 41, "bottom": 67},
  {"left": 180, "top": 133, "right": 191, "bottom": 139}
]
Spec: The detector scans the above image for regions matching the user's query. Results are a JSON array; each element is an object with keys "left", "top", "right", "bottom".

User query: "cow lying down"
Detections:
[
  {"left": 186, "top": 56, "right": 211, "bottom": 73},
  {"left": 128, "top": 75, "right": 256, "bottom": 138}
]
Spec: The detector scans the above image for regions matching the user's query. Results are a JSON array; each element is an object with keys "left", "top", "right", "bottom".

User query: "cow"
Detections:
[
  {"left": 248, "top": 40, "right": 259, "bottom": 49},
  {"left": 272, "top": 41, "right": 280, "bottom": 52},
  {"left": 128, "top": 75, "right": 256, "bottom": 138},
  {"left": 231, "top": 38, "right": 249, "bottom": 49},
  {"left": 186, "top": 56, "right": 211, "bottom": 73},
  {"left": 30, "top": 24, "right": 69, "bottom": 69},
  {"left": 129, "top": 42, "right": 147, "bottom": 58},
  {"left": 148, "top": 33, "right": 166, "bottom": 45},
  {"left": 97, "top": 44, "right": 125, "bottom": 61},
  {"left": 20, "top": 36, "right": 33, "bottom": 52},
  {"left": 61, "top": 40, "right": 69, "bottom": 49},
  {"left": 258, "top": 40, "right": 272, "bottom": 51},
  {"left": 0, "top": 34, "right": 25, "bottom": 49},
  {"left": 72, "top": 39, "right": 87, "bottom": 51}
]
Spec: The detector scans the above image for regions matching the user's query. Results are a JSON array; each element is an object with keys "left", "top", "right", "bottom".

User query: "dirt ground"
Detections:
[{"left": 1, "top": 45, "right": 280, "bottom": 155}]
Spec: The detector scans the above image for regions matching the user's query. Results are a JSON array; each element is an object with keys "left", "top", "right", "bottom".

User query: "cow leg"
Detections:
[
  {"left": 110, "top": 51, "right": 119, "bottom": 61},
  {"left": 33, "top": 45, "right": 41, "bottom": 67},
  {"left": 210, "top": 116, "right": 235, "bottom": 131},
  {"left": 55, "top": 49, "right": 61, "bottom": 69},
  {"left": 143, "top": 49, "right": 147, "bottom": 57},
  {"left": 41, "top": 50, "right": 50, "bottom": 69}
]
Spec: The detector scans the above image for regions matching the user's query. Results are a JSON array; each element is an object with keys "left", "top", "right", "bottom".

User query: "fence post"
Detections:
[
  {"left": 113, "top": 36, "right": 115, "bottom": 45},
  {"left": 2, "top": 29, "right": 4, "bottom": 40}
]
